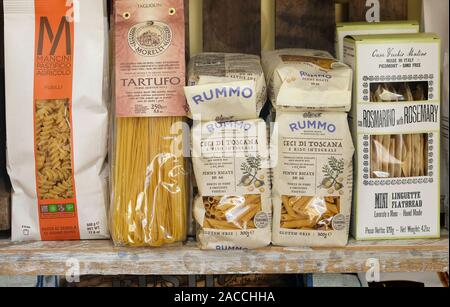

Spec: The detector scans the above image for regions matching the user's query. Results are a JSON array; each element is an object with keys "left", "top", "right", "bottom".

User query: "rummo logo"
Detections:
[
  {"left": 191, "top": 86, "right": 254, "bottom": 105},
  {"left": 289, "top": 120, "right": 337, "bottom": 133},
  {"left": 205, "top": 120, "right": 253, "bottom": 133},
  {"left": 128, "top": 21, "right": 172, "bottom": 57}
]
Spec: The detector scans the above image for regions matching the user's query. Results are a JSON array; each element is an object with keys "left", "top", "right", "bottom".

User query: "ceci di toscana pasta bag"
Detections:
[
  {"left": 262, "top": 49, "right": 353, "bottom": 112},
  {"left": 111, "top": 0, "right": 189, "bottom": 247},
  {"left": 4, "top": 0, "right": 110, "bottom": 241},
  {"left": 184, "top": 53, "right": 267, "bottom": 122},
  {"left": 192, "top": 119, "right": 272, "bottom": 250},
  {"left": 271, "top": 112, "right": 354, "bottom": 247}
]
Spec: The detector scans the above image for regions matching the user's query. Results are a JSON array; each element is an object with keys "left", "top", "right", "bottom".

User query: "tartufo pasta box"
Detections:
[
  {"left": 4, "top": 0, "right": 110, "bottom": 241},
  {"left": 111, "top": 0, "right": 189, "bottom": 247},
  {"left": 344, "top": 33, "right": 441, "bottom": 240}
]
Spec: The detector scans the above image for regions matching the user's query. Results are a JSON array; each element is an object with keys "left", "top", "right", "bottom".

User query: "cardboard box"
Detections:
[
  {"left": 423, "top": 0, "right": 449, "bottom": 230},
  {"left": 344, "top": 33, "right": 441, "bottom": 240},
  {"left": 335, "top": 21, "right": 419, "bottom": 61}
]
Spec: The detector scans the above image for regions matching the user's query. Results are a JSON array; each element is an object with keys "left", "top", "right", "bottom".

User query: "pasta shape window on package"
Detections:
[
  {"left": 203, "top": 195, "right": 262, "bottom": 230},
  {"left": 35, "top": 99, "right": 74, "bottom": 200},
  {"left": 369, "top": 82, "right": 430, "bottom": 179},
  {"left": 280, "top": 196, "right": 341, "bottom": 231}
]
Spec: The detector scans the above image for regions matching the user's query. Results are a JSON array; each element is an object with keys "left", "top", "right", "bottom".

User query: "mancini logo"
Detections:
[{"left": 128, "top": 21, "right": 172, "bottom": 57}]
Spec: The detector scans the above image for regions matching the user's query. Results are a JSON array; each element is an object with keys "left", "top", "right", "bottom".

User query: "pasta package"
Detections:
[
  {"left": 271, "top": 112, "right": 354, "bottom": 247},
  {"left": 344, "top": 33, "right": 441, "bottom": 240},
  {"left": 4, "top": 0, "right": 109, "bottom": 241},
  {"left": 111, "top": 0, "right": 188, "bottom": 247},
  {"left": 192, "top": 119, "right": 272, "bottom": 250},
  {"left": 335, "top": 21, "right": 419, "bottom": 61},
  {"left": 262, "top": 49, "right": 353, "bottom": 112},
  {"left": 185, "top": 53, "right": 267, "bottom": 121}
]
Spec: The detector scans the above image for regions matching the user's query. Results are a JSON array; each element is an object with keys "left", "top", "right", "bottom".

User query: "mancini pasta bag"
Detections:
[
  {"left": 272, "top": 112, "right": 354, "bottom": 247},
  {"left": 4, "top": 0, "right": 109, "bottom": 241},
  {"left": 111, "top": 0, "right": 188, "bottom": 247},
  {"left": 262, "top": 49, "right": 353, "bottom": 112},
  {"left": 192, "top": 119, "right": 272, "bottom": 250},
  {"left": 184, "top": 53, "right": 267, "bottom": 122}
]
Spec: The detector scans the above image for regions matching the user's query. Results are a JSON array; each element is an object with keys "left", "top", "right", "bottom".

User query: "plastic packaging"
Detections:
[{"left": 111, "top": 0, "right": 188, "bottom": 247}]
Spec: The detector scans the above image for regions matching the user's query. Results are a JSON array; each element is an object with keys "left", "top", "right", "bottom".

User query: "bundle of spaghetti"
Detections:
[{"left": 111, "top": 117, "right": 188, "bottom": 247}]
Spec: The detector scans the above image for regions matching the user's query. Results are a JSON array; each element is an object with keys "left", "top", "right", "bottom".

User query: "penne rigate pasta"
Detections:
[
  {"left": 202, "top": 195, "right": 262, "bottom": 230},
  {"left": 280, "top": 196, "right": 341, "bottom": 231}
]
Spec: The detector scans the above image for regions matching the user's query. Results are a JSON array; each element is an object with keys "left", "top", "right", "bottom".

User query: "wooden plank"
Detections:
[
  {"left": 348, "top": 0, "right": 408, "bottom": 22},
  {"left": 203, "top": 0, "right": 261, "bottom": 54},
  {"left": 276, "top": 0, "right": 335, "bottom": 55},
  {"left": 0, "top": 232, "right": 447, "bottom": 276},
  {"left": 184, "top": 0, "right": 190, "bottom": 59},
  {"left": 0, "top": 178, "right": 11, "bottom": 231}
]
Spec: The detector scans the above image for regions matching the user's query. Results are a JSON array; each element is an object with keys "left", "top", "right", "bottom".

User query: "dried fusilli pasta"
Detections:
[{"left": 35, "top": 99, "right": 74, "bottom": 200}]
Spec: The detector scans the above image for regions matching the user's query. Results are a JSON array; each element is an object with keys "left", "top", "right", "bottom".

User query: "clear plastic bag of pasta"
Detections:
[
  {"left": 111, "top": 117, "right": 189, "bottom": 247},
  {"left": 111, "top": 0, "right": 188, "bottom": 247}
]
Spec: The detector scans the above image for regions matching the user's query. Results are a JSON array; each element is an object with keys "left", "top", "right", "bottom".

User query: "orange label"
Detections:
[{"left": 33, "top": 0, "right": 79, "bottom": 240}]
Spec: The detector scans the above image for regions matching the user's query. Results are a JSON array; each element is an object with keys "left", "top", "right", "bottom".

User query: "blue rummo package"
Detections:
[{"left": 184, "top": 53, "right": 267, "bottom": 121}]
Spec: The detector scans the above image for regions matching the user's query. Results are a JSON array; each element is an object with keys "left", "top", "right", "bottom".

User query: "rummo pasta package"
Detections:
[
  {"left": 262, "top": 49, "right": 353, "bottom": 112},
  {"left": 111, "top": 0, "right": 189, "bottom": 247},
  {"left": 271, "top": 112, "right": 355, "bottom": 247},
  {"left": 344, "top": 33, "right": 441, "bottom": 240},
  {"left": 185, "top": 53, "right": 267, "bottom": 121},
  {"left": 192, "top": 119, "right": 272, "bottom": 250},
  {"left": 4, "top": 0, "right": 109, "bottom": 241}
]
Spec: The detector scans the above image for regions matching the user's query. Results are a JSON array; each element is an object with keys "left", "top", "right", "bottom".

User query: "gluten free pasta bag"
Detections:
[
  {"left": 185, "top": 53, "right": 267, "bottom": 121},
  {"left": 262, "top": 49, "right": 352, "bottom": 112},
  {"left": 272, "top": 112, "right": 354, "bottom": 247},
  {"left": 4, "top": 0, "right": 109, "bottom": 241},
  {"left": 192, "top": 119, "right": 272, "bottom": 250}
]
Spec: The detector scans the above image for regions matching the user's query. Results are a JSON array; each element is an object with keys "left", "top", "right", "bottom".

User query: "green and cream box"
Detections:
[
  {"left": 344, "top": 33, "right": 441, "bottom": 240},
  {"left": 336, "top": 21, "right": 419, "bottom": 61}
]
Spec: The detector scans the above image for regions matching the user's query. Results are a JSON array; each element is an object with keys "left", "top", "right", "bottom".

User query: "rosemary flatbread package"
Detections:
[
  {"left": 4, "top": 0, "right": 109, "bottom": 241},
  {"left": 271, "top": 112, "right": 355, "bottom": 247},
  {"left": 335, "top": 21, "right": 419, "bottom": 61},
  {"left": 344, "top": 33, "right": 441, "bottom": 240},
  {"left": 262, "top": 49, "right": 353, "bottom": 112},
  {"left": 185, "top": 53, "right": 267, "bottom": 121},
  {"left": 192, "top": 119, "right": 272, "bottom": 250}
]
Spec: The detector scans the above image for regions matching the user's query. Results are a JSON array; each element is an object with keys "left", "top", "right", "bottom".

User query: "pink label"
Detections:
[{"left": 114, "top": 0, "right": 186, "bottom": 117}]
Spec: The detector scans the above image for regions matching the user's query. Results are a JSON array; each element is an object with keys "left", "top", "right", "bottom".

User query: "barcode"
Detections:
[{"left": 375, "top": 193, "right": 388, "bottom": 209}]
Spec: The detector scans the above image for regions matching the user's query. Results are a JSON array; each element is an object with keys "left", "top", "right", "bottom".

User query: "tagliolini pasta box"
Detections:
[
  {"left": 344, "top": 33, "right": 441, "bottom": 240},
  {"left": 192, "top": 119, "right": 272, "bottom": 250}
]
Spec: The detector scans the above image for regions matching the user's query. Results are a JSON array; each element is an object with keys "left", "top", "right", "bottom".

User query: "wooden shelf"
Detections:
[{"left": 0, "top": 231, "right": 447, "bottom": 276}]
